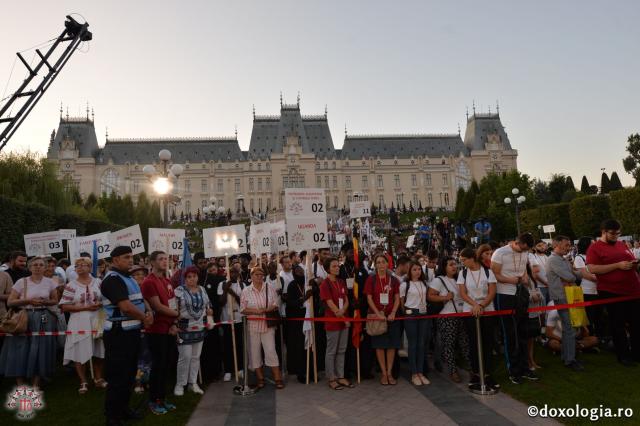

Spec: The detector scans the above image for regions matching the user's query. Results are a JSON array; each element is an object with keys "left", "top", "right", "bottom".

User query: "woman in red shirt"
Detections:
[
  {"left": 320, "top": 257, "right": 353, "bottom": 390},
  {"left": 364, "top": 254, "right": 401, "bottom": 385}
]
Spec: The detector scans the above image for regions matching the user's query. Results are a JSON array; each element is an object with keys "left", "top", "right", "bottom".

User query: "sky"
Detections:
[{"left": 1, "top": 0, "right": 639, "bottom": 186}]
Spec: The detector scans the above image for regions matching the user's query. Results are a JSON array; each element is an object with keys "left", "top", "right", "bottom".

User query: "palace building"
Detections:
[{"left": 47, "top": 99, "right": 517, "bottom": 218}]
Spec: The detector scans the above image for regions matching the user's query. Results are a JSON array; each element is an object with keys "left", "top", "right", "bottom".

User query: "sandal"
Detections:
[
  {"left": 275, "top": 380, "right": 285, "bottom": 390},
  {"left": 94, "top": 378, "right": 108, "bottom": 389},
  {"left": 336, "top": 378, "right": 354, "bottom": 388},
  {"left": 380, "top": 375, "right": 389, "bottom": 386},
  {"left": 78, "top": 383, "right": 89, "bottom": 394},
  {"left": 328, "top": 380, "right": 343, "bottom": 390},
  {"left": 388, "top": 375, "right": 397, "bottom": 385}
]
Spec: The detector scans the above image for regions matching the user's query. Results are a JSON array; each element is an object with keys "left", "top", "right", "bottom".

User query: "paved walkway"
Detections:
[{"left": 187, "top": 369, "right": 560, "bottom": 426}]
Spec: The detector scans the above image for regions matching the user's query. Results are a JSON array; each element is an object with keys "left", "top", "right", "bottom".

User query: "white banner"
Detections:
[
  {"left": 286, "top": 217, "right": 330, "bottom": 252},
  {"left": 349, "top": 201, "right": 371, "bottom": 219},
  {"left": 110, "top": 225, "right": 145, "bottom": 255},
  {"left": 542, "top": 224, "right": 556, "bottom": 233},
  {"left": 148, "top": 228, "right": 186, "bottom": 255},
  {"left": 71, "top": 231, "right": 111, "bottom": 261},
  {"left": 406, "top": 235, "right": 416, "bottom": 248},
  {"left": 58, "top": 229, "right": 77, "bottom": 240},
  {"left": 203, "top": 224, "right": 247, "bottom": 258},
  {"left": 270, "top": 220, "right": 288, "bottom": 252},
  {"left": 249, "top": 223, "right": 272, "bottom": 256},
  {"left": 23, "top": 231, "right": 64, "bottom": 257},
  {"left": 335, "top": 233, "right": 346, "bottom": 243},
  {"left": 285, "top": 188, "right": 326, "bottom": 218}
]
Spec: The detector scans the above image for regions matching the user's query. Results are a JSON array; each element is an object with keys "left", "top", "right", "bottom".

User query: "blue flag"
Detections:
[
  {"left": 180, "top": 238, "right": 192, "bottom": 286},
  {"left": 92, "top": 240, "right": 98, "bottom": 277}
]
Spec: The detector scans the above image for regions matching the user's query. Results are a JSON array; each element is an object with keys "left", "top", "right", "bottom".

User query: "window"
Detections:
[
  {"left": 334, "top": 196, "right": 338, "bottom": 208},
  {"left": 258, "top": 178, "right": 262, "bottom": 191},
  {"left": 258, "top": 163, "right": 262, "bottom": 171},
  {"left": 425, "top": 173, "right": 432, "bottom": 186},
  {"left": 326, "top": 195, "right": 330, "bottom": 208},
  {"left": 266, "top": 177, "right": 271, "bottom": 191},
  {"left": 428, "top": 193, "right": 433, "bottom": 206},
  {"left": 333, "top": 176, "right": 337, "bottom": 188},
  {"left": 258, "top": 198, "right": 263, "bottom": 211},
  {"left": 201, "top": 179, "right": 207, "bottom": 192},
  {"left": 413, "top": 193, "right": 418, "bottom": 206},
  {"left": 456, "top": 162, "right": 471, "bottom": 190},
  {"left": 283, "top": 174, "right": 305, "bottom": 188},
  {"left": 201, "top": 199, "right": 207, "bottom": 208},
  {"left": 316, "top": 176, "right": 322, "bottom": 187},
  {"left": 377, "top": 175, "right": 383, "bottom": 188},
  {"left": 249, "top": 178, "right": 254, "bottom": 191},
  {"left": 443, "top": 173, "right": 448, "bottom": 186},
  {"left": 100, "top": 169, "right": 119, "bottom": 196},
  {"left": 345, "top": 176, "right": 351, "bottom": 189},
  {"left": 362, "top": 175, "right": 368, "bottom": 189},
  {"left": 396, "top": 194, "right": 403, "bottom": 206},
  {"left": 133, "top": 180, "right": 139, "bottom": 194},
  {"left": 324, "top": 162, "right": 328, "bottom": 169},
  {"left": 250, "top": 199, "right": 254, "bottom": 211},
  {"left": 347, "top": 195, "right": 352, "bottom": 204},
  {"left": 332, "top": 161, "right": 336, "bottom": 169},
  {"left": 378, "top": 194, "right": 384, "bottom": 208},
  {"left": 217, "top": 179, "right": 223, "bottom": 192},
  {"left": 394, "top": 174, "right": 400, "bottom": 187},
  {"left": 234, "top": 178, "right": 240, "bottom": 192},
  {"left": 411, "top": 174, "right": 417, "bottom": 187},
  {"left": 185, "top": 200, "right": 191, "bottom": 214},
  {"left": 267, "top": 198, "right": 271, "bottom": 210},
  {"left": 324, "top": 176, "right": 329, "bottom": 189},
  {"left": 444, "top": 192, "right": 450, "bottom": 206},
  {"left": 184, "top": 179, "right": 191, "bottom": 193},
  {"left": 279, "top": 195, "right": 283, "bottom": 209}
]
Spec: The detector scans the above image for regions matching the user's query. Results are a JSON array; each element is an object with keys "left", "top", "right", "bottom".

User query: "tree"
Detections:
[
  {"left": 569, "top": 195, "right": 611, "bottom": 237},
  {"left": 609, "top": 171, "right": 623, "bottom": 191},
  {"left": 580, "top": 176, "right": 593, "bottom": 194},
  {"left": 565, "top": 176, "right": 575, "bottom": 191},
  {"left": 622, "top": 133, "right": 640, "bottom": 186},
  {"left": 84, "top": 193, "right": 98, "bottom": 210},
  {"left": 454, "top": 187, "right": 466, "bottom": 218},
  {"left": 600, "top": 172, "right": 611, "bottom": 194}
]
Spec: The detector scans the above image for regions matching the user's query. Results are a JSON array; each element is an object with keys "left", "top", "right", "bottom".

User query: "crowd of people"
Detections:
[{"left": 0, "top": 218, "right": 639, "bottom": 425}]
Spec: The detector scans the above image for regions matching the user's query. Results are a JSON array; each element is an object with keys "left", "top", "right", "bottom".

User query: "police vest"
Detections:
[{"left": 102, "top": 270, "right": 145, "bottom": 331}]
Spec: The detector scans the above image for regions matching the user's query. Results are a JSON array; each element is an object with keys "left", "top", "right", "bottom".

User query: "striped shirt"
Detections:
[{"left": 240, "top": 283, "right": 278, "bottom": 333}]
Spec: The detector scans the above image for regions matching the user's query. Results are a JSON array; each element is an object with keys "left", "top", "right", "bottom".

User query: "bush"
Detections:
[
  {"left": 520, "top": 202, "right": 574, "bottom": 239},
  {"left": 609, "top": 188, "right": 640, "bottom": 236},
  {"left": 569, "top": 195, "right": 611, "bottom": 238}
]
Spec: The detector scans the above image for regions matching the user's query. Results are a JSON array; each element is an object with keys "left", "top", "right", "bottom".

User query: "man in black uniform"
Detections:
[{"left": 101, "top": 246, "right": 153, "bottom": 426}]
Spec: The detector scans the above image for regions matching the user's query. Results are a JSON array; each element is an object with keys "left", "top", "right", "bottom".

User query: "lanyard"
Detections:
[
  {"left": 468, "top": 268, "right": 481, "bottom": 290},
  {"left": 512, "top": 250, "right": 526, "bottom": 275},
  {"left": 377, "top": 274, "right": 389, "bottom": 294},
  {"left": 409, "top": 281, "right": 426, "bottom": 304}
]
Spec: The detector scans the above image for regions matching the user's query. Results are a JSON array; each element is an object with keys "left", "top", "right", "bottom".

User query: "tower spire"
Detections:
[
  {"left": 105, "top": 126, "right": 109, "bottom": 140},
  {"left": 457, "top": 123, "right": 461, "bottom": 135},
  {"left": 91, "top": 108, "right": 95, "bottom": 122},
  {"left": 488, "top": 105, "right": 491, "bottom": 114},
  {"left": 496, "top": 99, "right": 500, "bottom": 115},
  {"left": 234, "top": 125, "right": 238, "bottom": 140},
  {"left": 297, "top": 91, "right": 300, "bottom": 107},
  {"left": 325, "top": 104, "right": 328, "bottom": 117},
  {"left": 60, "top": 102, "right": 63, "bottom": 119},
  {"left": 252, "top": 104, "right": 256, "bottom": 119},
  {"left": 344, "top": 123, "right": 348, "bottom": 138},
  {"left": 280, "top": 91, "right": 283, "bottom": 107},
  {"left": 465, "top": 106, "right": 469, "bottom": 120},
  {"left": 66, "top": 106, "right": 69, "bottom": 120},
  {"left": 472, "top": 100, "right": 476, "bottom": 116},
  {"left": 86, "top": 101, "right": 89, "bottom": 119}
]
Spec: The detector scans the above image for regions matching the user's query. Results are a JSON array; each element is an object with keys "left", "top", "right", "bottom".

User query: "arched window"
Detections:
[
  {"left": 100, "top": 169, "right": 119, "bottom": 196},
  {"left": 456, "top": 161, "right": 472, "bottom": 190}
]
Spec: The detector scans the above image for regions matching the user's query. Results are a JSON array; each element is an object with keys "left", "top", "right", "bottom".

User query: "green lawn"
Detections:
[
  {"left": 492, "top": 345, "right": 640, "bottom": 425},
  {"left": 0, "top": 366, "right": 202, "bottom": 425}
]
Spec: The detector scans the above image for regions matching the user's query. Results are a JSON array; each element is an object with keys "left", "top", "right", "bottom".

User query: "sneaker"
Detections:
[
  {"left": 509, "top": 375, "right": 523, "bottom": 385},
  {"left": 565, "top": 360, "right": 584, "bottom": 372},
  {"left": 468, "top": 374, "right": 480, "bottom": 387},
  {"left": 148, "top": 401, "right": 167, "bottom": 415},
  {"left": 174, "top": 385, "right": 184, "bottom": 396},
  {"left": 223, "top": 373, "right": 232, "bottom": 382},
  {"left": 485, "top": 376, "right": 500, "bottom": 390},
  {"left": 522, "top": 370, "right": 540, "bottom": 381},
  {"left": 162, "top": 401, "right": 177, "bottom": 411},
  {"left": 189, "top": 383, "right": 204, "bottom": 394}
]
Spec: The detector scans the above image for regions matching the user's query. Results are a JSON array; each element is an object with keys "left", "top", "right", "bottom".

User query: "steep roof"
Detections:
[
  {"left": 340, "top": 134, "right": 467, "bottom": 160},
  {"left": 463, "top": 113, "right": 512, "bottom": 151},
  {"left": 47, "top": 116, "right": 100, "bottom": 159}
]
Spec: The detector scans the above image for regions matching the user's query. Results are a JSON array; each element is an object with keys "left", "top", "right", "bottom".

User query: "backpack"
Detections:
[{"left": 461, "top": 265, "right": 490, "bottom": 282}]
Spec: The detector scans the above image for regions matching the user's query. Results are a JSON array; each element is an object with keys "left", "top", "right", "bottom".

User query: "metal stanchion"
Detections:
[
  {"left": 469, "top": 315, "right": 497, "bottom": 395},
  {"left": 233, "top": 316, "right": 255, "bottom": 396}
]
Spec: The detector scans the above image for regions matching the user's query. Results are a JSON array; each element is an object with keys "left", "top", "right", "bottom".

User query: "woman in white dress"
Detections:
[{"left": 59, "top": 257, "right": 106, "bottom": 394}]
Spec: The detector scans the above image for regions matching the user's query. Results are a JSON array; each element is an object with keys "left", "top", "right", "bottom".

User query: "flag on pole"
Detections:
[
  {"left": 180, "top": 238, "right": 192, "bottom": 286},
  {"left": 352, "top": 237, "right": 359, "bottom": 269},
  {"left": 91, "top": 240, "right": 98, "bottom": 277}
]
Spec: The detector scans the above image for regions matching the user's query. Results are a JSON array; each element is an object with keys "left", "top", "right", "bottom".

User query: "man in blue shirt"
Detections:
[{"left": 474, "top": 217, "right": 492, "bottom": 244}]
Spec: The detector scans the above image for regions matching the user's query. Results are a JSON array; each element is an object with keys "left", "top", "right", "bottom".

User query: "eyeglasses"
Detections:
[{"left": 606, "top": 230, "right": 622, "bottom": 236}]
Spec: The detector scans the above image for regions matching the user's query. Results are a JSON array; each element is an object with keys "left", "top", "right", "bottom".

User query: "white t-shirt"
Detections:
[
  {"left": 399, "top": 280, "right": 428, "bottom": 313},
  {"left": 428, "top": 276, "right": 464, "bottom": 314},
  {"left": 491, "top": 244, "right": 528, "bottom": 295},
  {"left": 573, "top": 255, "right": 597, "bottom": 295},
  {"left": 456, "top": 267, "right": 496, "bottom": 312},
  {"left": 279, "top": 269, "right": 294, "bottom": 317},
  {"left": 529, "top": 253, "right": 548, "bottom": 287},
  {"left": 545, "top": 301, "right": 562, "bottom": 339},
  {"left": 633, "top": 248, "right": 640, "bottom": 259},
  {"left": 217, "top": 281, "right": 244, "bottom": 323},
  {"left": 266, "top": 275, "right": 286, "bottom": 317}
]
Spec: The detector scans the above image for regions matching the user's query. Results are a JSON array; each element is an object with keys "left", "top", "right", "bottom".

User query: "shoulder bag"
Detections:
[{"left": 0, "top": 278, "right": 29, "bottom": 334}]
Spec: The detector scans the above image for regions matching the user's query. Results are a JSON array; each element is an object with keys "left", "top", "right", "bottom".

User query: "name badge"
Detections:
[
  {"left": 380, "top": 293, "right": 389, "bottom": 305},
  {"left": 338, "top": 298, "right": 344, "bottom": 310},
  {"left": 168, "top": 298, "right": 177, "bottom": 310},
  {"left": 346, "top": 278, "right": 354, "bottom": 289}
]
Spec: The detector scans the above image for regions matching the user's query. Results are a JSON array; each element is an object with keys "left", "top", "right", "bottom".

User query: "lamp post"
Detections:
[
  {"left": 203, "top": 195, "right": 227, "bottom": 226},
  {"left": 504, "top": 187, "right": 526, "bottom": 236},
  {"left": 143, "top": 149, "right": 183, "bottom": 227}
]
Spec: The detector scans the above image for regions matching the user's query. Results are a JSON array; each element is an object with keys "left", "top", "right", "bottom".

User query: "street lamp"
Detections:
[
  {"left": 203, "top": 195, "right": 227, "bottom": 225},
  {"left": 144, "top": 150, "right": 183, "bottom": 226},
  {"left": 504, "top": 187, "right": 526, "bottom": 235}
]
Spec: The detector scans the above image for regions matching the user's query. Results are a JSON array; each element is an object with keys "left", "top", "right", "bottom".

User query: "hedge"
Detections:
[
  {"left": 569, "top": 195, "right": 611, "bottom": 238},
  {"left": 609, "top": 188, "right": 640, "bottom": 236},
  {"left": 519, "top": 202, "right": 574, "bottom": 239}
]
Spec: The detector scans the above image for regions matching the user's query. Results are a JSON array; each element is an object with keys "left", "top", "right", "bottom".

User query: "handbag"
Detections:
[
  {"left": 0, "top": 278, "right": 29, "bottom": 334},
  {"left": 265, "top": 284, "right": 281, "bottom": 328},
  {"left": 564, "top": 285, "right": 589, "bottom": 328},
  {"left": 365, "top": 313, "right": 387, "bottom": 336}
]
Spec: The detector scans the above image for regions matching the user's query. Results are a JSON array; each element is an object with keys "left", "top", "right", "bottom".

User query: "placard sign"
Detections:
[
  {"left": 349, "top": 201, "right": 371, "bottom": 219},
  {"left": 71, "top": 231, "right": 111, "bottom": 261},
  {"left": 406, "top": 235, "right": 416, "bottom": 248},
  {"left": 286, "top": 217, "right": 330, "bottom": 252},
  {"left": 285, "top": 188, "right": 326, "bottom": 218},
  {"left": 542, "top": 224, "right": 556, "bottom": 234},
  {"left": 203, "top": 224, "right": 247, "bottom": 258},
  {"left": 335, "top": 233, "right": 346, "bottom": 243},
  {"left": 24, "top": 231, "right": 64, "bottom": 256},
  {"left": 110, "top": 225, "right": 145, "bottom": 255},
  {"left": 149, "top": 228, "right": 186, "bottom": 255},
  {"left": 249, "top": 223, "right": 272, "bottom": 255},
  {"left": 270, "top": 220, "right": 288, "bottom": 252},
  {"left": 58, "top": 229, "right": 77, "bottom": 240}
]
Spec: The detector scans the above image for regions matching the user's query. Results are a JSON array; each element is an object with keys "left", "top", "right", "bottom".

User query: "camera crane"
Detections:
[{"left": 0, "top": 15, "right": 92, "bottom": 152}]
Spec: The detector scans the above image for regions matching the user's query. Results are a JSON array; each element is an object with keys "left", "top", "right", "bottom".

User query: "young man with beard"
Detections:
[
  {"left": 587, "top": 219, "right": 640, "bottom": 366},
  {"left": 491, "top": 233, "right": 538, "bottom": 384},
  {"left": 530, "top": 240, "right": 550, "bottom": 304}
]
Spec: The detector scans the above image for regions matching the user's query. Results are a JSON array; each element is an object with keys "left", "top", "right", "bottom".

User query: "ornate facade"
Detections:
[{"left": 47, "top": 100, "right": 517, "bottom": 218}]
